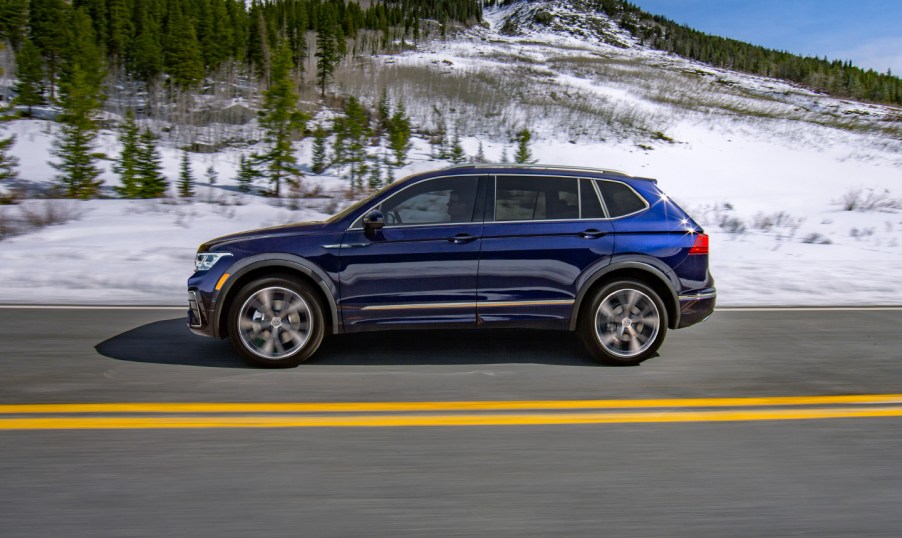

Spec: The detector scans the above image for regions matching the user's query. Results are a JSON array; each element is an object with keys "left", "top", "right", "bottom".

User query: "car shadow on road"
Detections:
[{"left": 96, "top": 317, "right": 605, "bottom": 368}]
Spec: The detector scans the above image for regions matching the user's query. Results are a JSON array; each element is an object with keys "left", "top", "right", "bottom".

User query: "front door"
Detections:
[{"left": 338, "top": 175, "right": 486, "bottom": 331}]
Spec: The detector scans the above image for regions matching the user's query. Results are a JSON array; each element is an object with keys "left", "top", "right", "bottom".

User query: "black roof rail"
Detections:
[{"left": 442, "top": 163, "right": 655, "bottom": 181}]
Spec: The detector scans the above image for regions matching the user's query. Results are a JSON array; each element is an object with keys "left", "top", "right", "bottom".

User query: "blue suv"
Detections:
[{"left": 188, "top": 164, "right": 715, "bottom": 367}]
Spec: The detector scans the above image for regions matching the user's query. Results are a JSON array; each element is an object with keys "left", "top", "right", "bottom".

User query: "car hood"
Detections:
[{"left": 198, "top": 221, "right": 329, "bottom": 251}]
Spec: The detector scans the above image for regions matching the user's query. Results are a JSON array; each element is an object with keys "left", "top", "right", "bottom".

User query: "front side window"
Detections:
[
  {"left": 495, "top": 176, "right": 579, "bottom": 221},
  {"left": 379, "top": 176, "right": 480, "bottom": 225}
]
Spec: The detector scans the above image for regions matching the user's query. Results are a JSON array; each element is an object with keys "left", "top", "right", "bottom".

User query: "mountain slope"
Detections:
[{"left": 0, "top": 0, "right": 900, "bottom": 306}]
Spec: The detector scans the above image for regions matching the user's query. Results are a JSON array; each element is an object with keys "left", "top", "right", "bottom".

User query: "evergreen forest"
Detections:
[{"left": 593, "top": 0, "right": 902, "bottom": 105}]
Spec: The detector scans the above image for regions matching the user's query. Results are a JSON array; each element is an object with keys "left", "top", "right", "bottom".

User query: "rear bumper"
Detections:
[{"left": 677, "top": 288, "right": 716, "bottom": 328}]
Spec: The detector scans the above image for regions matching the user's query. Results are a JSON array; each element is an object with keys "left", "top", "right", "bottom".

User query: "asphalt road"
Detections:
[{"left": 2, "top": 306, "right": 902, "bottom": 536}]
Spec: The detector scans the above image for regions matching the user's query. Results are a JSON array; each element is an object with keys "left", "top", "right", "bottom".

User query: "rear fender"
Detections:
[{"left": 570, "top": 258, "right": 680, "bottom": 331}]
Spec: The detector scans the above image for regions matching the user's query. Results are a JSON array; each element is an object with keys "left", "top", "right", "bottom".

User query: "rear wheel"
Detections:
[
  {"left": 228, "top": 277, "right": 325, "bottom": 368},
  {"left": 580, "top": 280, "right": 668, "bottom": 366}
]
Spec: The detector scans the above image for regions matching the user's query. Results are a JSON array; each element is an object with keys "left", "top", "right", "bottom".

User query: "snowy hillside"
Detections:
[{"left": 0, "top": 1, "right": 900, "bottom": 306}]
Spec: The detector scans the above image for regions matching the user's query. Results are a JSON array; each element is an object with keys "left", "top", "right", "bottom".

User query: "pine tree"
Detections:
[
  {"left": 164, "top": 7, "right": 205, "bottom": 87},
  {"left": 0, "top": 135, "right": 20, "bottom": 183},
  {"left": 0, "top": 0, "right": 28, "bottom": 50},
  {"left": 376, "top": 87, "right": 391, "bottom": 134},
  {"left": 206, "top": 0, "right": 234, "bottom": 71},
  {"left": 387, "top": 100, "right": 412, "bottom": 168},
  {"left": 106, "top": 0, "right": 131, "bottom": 65},
  {"left": 514, "top": 128, "right": 533, "bottom": 164},
  {"left": 113, "top": 110, "right": 141, "bottom": 198},
  {"left": 206, "top": 166, "right": 218, "bottom": 185},
  {"left": 332, "top": 115, "right": 347, "bottom": 169},
  {"left": 367, "top": 156, "right": 382, "bottom": 190},
  {"left": 178, "top": 151, "right": 195, "bottom": 198},
  {"left": 236, "top": 154, "right": 258, "bottom": 193},
  {"left": 449, "top": 127, "right": 466, "bottom": 164},
  {"left": 51, "top": 7, "right": 106, "bottom": 200},
  {"left": 311, "top": 123, "right": 329, "bottom": 174},
  {"left": 315, "top": 9, "right": 340, "bottom": 97},
  {"left": 29, "top": 0, "right": 71, "bottom": 100},
  {"left": 130, "top": 5, "right": 163, "bottom": 83},
  {"left": 340, "top": 96, "right": 370, "bottom": 193},
  {"left": 14, "top": 38, "right": 45, "bottom": 116},
  {"left": 475, "top": 141, "right": 487, "bottom": 163},
  {"left": 257, "top": 41, "right": 307, "bottom": 197},
  {"left": 136, "top": 129, "right": 166, "bottom": 198}
]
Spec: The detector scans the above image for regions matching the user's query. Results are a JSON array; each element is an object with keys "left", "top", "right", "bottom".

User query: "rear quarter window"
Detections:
[{"left": 596, "top": 180, "right": 648, "bottom": 217}]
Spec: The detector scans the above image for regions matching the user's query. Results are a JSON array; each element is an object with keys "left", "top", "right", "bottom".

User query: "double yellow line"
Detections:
[{"left": 2, "top": 394, "right": 902, "bottom": 430}]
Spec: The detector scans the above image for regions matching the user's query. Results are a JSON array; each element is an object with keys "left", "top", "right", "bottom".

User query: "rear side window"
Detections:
[
  {"left": 495, "top": 176, "right": 579, "bottom": 221},
  {"left": 596, "top": 180, "right": 647, "bottom": 217}
]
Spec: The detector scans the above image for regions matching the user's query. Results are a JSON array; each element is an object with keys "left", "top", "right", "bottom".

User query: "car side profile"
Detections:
[{"left": 188, "top": 164, "right": 716, "bottom": 367}]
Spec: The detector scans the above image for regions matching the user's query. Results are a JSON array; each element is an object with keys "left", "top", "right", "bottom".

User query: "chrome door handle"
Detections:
[
  {"left": 448, "top": 234, "right": 479, "bottom": 244},
  {"left": 579, "top": 229, "right": 607, "bottom": 239}
]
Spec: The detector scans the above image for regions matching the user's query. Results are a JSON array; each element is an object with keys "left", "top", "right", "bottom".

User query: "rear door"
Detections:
[{"left": 476, "top": 175, "right": 615, "bottom": 328}]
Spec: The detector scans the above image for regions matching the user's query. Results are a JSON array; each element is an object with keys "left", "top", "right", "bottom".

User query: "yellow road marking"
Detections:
[
  {"left": 2, "top": 407, "right": 902, "bottom": 429},
  {"left": 2, "top": 394, "right": 902, "bottom": 414}
]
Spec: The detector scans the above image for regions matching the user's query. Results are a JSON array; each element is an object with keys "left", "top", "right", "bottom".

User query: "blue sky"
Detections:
[{"left": 628, "top": 0, "right": 902, "bottom": 75}]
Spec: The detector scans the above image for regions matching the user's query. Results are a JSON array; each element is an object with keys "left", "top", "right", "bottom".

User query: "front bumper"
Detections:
[
  {"left": 187, "top": 289, "right": 216, "bottom": 337},
  {"left": 677, "top": 288, "right": 716, "bottom": 328}
]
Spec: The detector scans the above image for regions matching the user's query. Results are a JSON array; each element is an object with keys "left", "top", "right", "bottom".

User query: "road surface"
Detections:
[{"left": 1, "top": 306, "right": 901, "bottom": 536}]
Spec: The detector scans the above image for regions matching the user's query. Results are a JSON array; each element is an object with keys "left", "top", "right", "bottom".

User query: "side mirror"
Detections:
[{"left": 363, "top": 210, "right": 385, "bottom": 232}]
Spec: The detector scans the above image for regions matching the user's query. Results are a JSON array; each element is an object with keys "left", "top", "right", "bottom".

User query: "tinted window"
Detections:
[
  {"left": 580, "top": 179, "right": 606, "bottom": 219},
  {"left": 495, "top": 176, "right": 579, "bottom": 221},
  {"left": 380, "top": 176, "right": 480, "bottom": 225},
  {"left": 597, "top": 180, "right": 647, "bottom": 217}
]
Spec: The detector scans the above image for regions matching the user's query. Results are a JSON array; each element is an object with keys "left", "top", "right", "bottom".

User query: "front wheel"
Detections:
[
  {"left": 228, "top": 277, "right": 325, "bottom": 368},
  {"left": 580, "top": 280, "right": 668, "bottom": 366}
]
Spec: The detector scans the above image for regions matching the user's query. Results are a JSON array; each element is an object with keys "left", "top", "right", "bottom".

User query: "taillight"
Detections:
[{"left": 689, "top": 233, "right": 708, "bottom": 255}]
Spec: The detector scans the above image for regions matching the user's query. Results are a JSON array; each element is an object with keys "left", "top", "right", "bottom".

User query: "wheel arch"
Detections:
[
  {"left": 213, "top": 254, "right": 339, "bottom": 339},
  {"left": 570, "top": 261, "right": 680, "bottom": 331}
]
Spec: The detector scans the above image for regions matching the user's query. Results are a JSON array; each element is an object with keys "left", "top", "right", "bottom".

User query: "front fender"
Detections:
[{"left": 213, "top": 253, "right": 340, "bottom": 337}]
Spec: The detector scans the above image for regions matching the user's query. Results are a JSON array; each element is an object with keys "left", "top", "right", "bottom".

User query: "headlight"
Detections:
[{"left": 195, "top": 252, "right": 232, "bottom": 272}]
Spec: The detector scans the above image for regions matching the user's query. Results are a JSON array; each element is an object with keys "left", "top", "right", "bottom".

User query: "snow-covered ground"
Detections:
[{"left": 1, "top": 2, "right": 900, "bottom": 306}]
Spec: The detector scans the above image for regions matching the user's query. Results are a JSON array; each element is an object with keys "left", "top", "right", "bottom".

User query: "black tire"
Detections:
[
  {"left": 580, "top": 280, "right": 668, "bottom": 366},
  {"left": 227, "top": 277, "right": 325, "bottom": 368}
]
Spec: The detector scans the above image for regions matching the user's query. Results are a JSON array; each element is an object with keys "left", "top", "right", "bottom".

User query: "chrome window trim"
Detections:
[
  {"left": 346, "top": 173, "right": 651, "bottom": 229},
  {"left": 348, "top": 174, "right": 481, "bottom": 231}
]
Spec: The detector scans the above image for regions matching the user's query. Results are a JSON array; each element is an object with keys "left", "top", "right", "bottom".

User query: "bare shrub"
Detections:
[
  {"left": 693, "top": 202, "right": 746, "bottom": 235},
  {"left": 801, "top": 232, "right": 832, "bottom": 245},
  {"left": 718, "top": 215, "right": 746, "bottom": 235},
  {"left": 752, "top": 211, "right": 803, "bottom": 232},
  {"left": 837, "top": 188, "right": 902, "bottom": 212},
  {"left": 0, "top": 188, "right": 23, "bottom": 205},
  {"left": 850, "top": 227, "right": 875, "bottom": 240},
  {"left": 18, "top": 200, "right": 84, "bottom": 227},
  {"left": 0, "top": 208, "right": 16, "bottom": 239}
]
